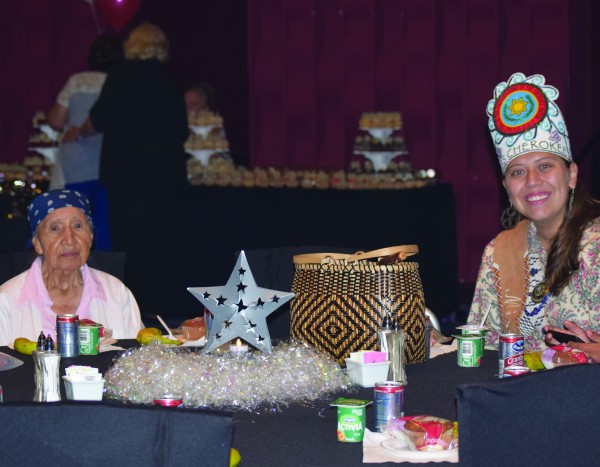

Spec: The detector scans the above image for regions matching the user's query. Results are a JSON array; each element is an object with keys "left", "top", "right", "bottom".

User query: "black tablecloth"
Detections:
[
  {"left": 170, "top": 184, "right": 458, "bottom": 323},
  {"left": 0, "top": 342, "right": 498, "bottom": 466},
  {"left": 0, "top": 184, "right": 458, "bottom": 326}
]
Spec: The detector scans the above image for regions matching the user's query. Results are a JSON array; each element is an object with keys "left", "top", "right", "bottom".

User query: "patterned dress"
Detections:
[{"left": 467, "top": 219, "right": 600, "bottom": 351}]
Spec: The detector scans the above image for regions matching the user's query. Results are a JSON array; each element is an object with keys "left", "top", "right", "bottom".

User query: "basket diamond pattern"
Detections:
[{"left": 290, "top": 258, "right": 426, "bottom": 365}]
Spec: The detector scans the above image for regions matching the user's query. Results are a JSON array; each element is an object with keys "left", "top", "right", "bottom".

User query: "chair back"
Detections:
[
  {"left": 0, "top": 218, "right": 29, "bottom": 253},
  {"left": 457, "top": 363, "right": 600, "bottom": 466},
  {"left": 0, "top": 403, "right": 233, "bottom": 466}
]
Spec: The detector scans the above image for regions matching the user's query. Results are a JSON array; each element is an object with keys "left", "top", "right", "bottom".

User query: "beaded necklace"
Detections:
[{"left": 524, "top": 290, "right": 551, "bottom": 317}]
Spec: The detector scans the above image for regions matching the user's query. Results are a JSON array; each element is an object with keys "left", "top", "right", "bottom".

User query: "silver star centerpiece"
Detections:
[{"left": 188, "top": 251, "right": 294, "bottom": 353}]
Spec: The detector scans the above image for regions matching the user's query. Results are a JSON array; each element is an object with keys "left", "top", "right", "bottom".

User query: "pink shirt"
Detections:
[{"left": 18, "top": 257, "right": 106, "bottom": 337}]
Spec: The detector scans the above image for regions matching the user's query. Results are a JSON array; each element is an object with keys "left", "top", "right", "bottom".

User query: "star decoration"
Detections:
[
  {"left": 188, "top": 251, "right": 295, "bottom": 353},
  {"left": 216, "top": 295, "right": 227, "bottom": 306},
  {"left": 509, "top": 97, "right": 528, "bottom": 116}
]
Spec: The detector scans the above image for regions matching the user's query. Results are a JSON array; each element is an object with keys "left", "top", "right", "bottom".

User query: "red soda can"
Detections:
[
  {"left": 503, "top": 365, "right": 531, "bottom": 377},
  {"left": 152, "top": 395, "right": 183, "bottom": 407},
  {"left": 499, "top": 333, "right": 524, "bottom": 378},
  {"left": 374, "top": 381, "right": 405, "bottom": 432}
]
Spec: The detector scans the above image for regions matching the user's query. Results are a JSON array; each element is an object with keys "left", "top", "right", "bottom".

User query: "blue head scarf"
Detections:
[{"left": 27, "top": 190, "right": 94, "bottom": 238}]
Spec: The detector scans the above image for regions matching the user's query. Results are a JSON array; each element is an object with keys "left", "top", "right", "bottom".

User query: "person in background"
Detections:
[
  {"left": 0, "top": 190, "right": 143, "bottom": 346},
  {"left": 184, "top": 81, "right": 216, "bottom": 113},
  {"left": 467, "top": 72, "right": 600, "bottom": 352},
  {"left": 47, "top": 34, "right": 123, "bottom": 251},
  {"left": 72, "top": 22, "right": 189, "bottom": 317}
]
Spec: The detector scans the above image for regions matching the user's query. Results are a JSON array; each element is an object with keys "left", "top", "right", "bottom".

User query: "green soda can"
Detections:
[
  {"left": 330, "top": 398, "right": 372, "bottom": 442},
  {"left": 455, "top": 334, "right": 484, "bottom": 367},
  {"left": 79, "top": 324, "right": 101, "bottom": 355}
]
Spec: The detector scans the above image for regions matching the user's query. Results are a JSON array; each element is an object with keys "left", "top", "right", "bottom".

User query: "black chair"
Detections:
[
  {"left": 0, "top": 217, "right": 29, "bottom": 253},
  {"left": 0, "top": 402, "right": 233, "bottom": 466},
  {"left": 243, "top": 245, "right": 358, "bottom": 338},
  {"left": 0, "top": 250, "right": 126, "bottom": 284},
  {"left": 457, "top": 363, "right": 600, "bottom": 466}
]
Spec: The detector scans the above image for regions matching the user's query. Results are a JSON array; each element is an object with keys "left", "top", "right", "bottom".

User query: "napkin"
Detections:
[
  {"left": 99, "top": 340, "right": 125, "bottom": 352},
  {"left": 0, "top": 351, "right": 24, "bottom": 372},
  {"left": 430, "top": 340, "right": 457, "bottom": 359},
  {"left": 363, "top": 429, "right": 458, "bottom": 463}
]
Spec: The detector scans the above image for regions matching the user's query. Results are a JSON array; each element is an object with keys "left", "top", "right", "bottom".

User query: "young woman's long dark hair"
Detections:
[{"left": 546, "top": 171, "right": 600, "bottom": 295}]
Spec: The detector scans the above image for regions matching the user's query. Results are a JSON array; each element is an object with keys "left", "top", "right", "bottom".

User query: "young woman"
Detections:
[{"left": 467, "top": 72, "right": 600, "bottom": 352}]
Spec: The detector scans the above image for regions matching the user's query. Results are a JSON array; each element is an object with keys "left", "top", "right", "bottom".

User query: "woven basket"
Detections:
[{"left": 290, "top": 246, "right": 426, "bottom": 365}]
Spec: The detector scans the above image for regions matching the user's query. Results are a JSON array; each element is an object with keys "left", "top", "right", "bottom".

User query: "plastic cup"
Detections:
[{"left": 330, "top": 398, "right": 372, "bottom": 443}]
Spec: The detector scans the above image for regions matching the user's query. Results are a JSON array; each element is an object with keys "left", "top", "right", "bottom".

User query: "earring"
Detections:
[
  {"left": 501, "top": 202, "right": 521, "bottom": 229},
  {"left": 567, "top": 188, "right": 575, "bottom": 218}
]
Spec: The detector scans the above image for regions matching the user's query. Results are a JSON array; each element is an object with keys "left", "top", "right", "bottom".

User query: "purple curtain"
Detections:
[
  {"left": 0, "top": 1, "right": 99, "bottom": 163},
  {"left": 246, "top": 0, "right": 598, "bottom": 284},
  {"left": 0, "top": 0, "right": 597, "bottom": 287}
]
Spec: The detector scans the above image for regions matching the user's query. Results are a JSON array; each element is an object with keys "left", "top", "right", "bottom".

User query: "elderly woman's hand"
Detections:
[{"left": 61, "top": 126, "right": 81, "bottom": 143}]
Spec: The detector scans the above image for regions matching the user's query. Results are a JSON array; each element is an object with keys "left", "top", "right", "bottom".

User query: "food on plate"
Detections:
[
  {"left": 13, "top": 337, "right": 38, "bottom": 355},
  {"left": 177, "top": 316, "right": 206, "bottom": 341},
  {"left": 136, "top": 328, "right": 182, "bottom": 346},
  {"left": 542, "top": 345, "right": 588, "bottom": 369},
  {"left": 388, "top": 415, "right": 457, "bottom": 451},
  {"left": 524, "top": 351, "right": 545, "bottom": 370}
]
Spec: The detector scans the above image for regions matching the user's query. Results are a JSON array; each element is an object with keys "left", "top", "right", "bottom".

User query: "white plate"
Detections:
[
  {"left": 181, "top": 336, "right": 207, "bottom": 347},
  {"left": 163, "top": 335, "right": 207, "bottom": 347},
  {"left": 381, "top": 437, "right": 458, "bottom": 460}
]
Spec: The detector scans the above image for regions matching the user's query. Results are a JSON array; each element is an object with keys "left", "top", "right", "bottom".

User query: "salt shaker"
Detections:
[
  {"left": 33, "top": 350, "right": 61, "bottom": 402},
  {"left": 384, "top": 329, "right": 407, "bottom": 384},
  {"left": 377, "top": 314, "right": 392, "bottom": 355}
]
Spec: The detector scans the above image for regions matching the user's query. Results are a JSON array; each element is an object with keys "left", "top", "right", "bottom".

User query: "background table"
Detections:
[
  {"left": 0, "top": 343, "right": 498, "bottom": 466},
  {"left": 0, "top": 184, "right": 458, "bottom": 327}
]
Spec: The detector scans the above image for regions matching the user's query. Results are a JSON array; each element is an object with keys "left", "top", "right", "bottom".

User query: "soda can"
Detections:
[
  {"left": 57, "top": 314, "right": 80, "bottom": 358},
  {"left": 374, "top": 381, "right": 405, "bottom": 432},
  {"left": 456, "top": 334, "right": 484, "bottom": 367},
  {"left": 79, "top": 323, "right": 101, "bottom": 355},
  {"left": 503, "top": 365, "right": 531, "bottom": 377},
  {"left": 499, "top": 333, "right": 524, "bottom": 378},
  {"left": 152, "top": 395, "right": 184, "bottom": 407}
]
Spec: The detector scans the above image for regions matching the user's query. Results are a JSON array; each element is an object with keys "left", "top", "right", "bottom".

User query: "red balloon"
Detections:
[{"left": 95, "top": 0, "right": 142, "bottom": 33}]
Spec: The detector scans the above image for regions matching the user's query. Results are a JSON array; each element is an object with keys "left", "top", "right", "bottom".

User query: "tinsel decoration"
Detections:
[{"left": 104, "top": 341, "right": 353, "bottom": 412}]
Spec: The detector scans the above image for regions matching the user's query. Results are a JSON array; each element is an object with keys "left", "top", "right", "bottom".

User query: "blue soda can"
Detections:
[
  {"left": 374, "top": 381, "right": 405, "bottom": 432},
  {"left": 57, "top": 314, "right": 80, "bottom": 358}
]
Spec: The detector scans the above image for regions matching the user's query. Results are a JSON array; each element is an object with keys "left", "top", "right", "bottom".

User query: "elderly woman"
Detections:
[
  {"left": 71, "top": 23, "right": 189, "bottom": 315},
  {"left": 467, "top": 72, "right": 600, "bottom": 353},
  {"left": 0, "top": 190, "right": 143, "bottom": 346}
]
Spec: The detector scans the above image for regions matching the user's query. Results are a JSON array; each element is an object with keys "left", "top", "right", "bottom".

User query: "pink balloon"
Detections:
[{"left": 96, "top": 0, "right": 142, "bottom": 33}]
